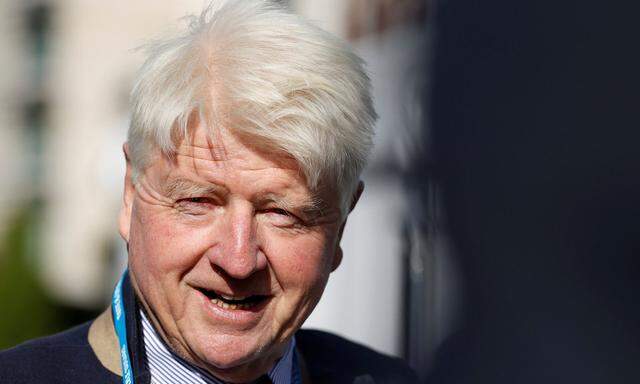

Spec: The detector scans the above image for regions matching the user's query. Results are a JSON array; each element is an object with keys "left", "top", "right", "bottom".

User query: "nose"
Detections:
[{"left": 204, "top": 202, "right": 267, "bottom": 279}]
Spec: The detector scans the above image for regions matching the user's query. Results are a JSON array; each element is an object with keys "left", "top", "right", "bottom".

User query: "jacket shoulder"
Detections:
[
  {"left": 0, "top": 321, "right": 118, "bottom": 384},
  {"left": 296, "top": 329, "right": 418, "bottom": 384}
]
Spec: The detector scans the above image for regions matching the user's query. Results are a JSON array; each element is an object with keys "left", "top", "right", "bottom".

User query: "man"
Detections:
[{"left": 0, "top": 1, "right": 417, "bottom": 383}]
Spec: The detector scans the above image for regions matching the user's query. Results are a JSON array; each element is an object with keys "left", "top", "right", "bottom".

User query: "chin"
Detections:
[{"left": 189, "top": 333, "right": 270, "bottom": 373}]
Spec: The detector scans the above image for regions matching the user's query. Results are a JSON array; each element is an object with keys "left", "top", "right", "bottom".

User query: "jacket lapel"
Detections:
[
  {"left": 87, "top": 273, "right": 151, "bottom": 383},
  {"left": 88, "top": 308, "right": 121, "bottom": 376}
]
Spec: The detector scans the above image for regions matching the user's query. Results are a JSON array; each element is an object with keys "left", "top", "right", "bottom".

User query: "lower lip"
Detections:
[{"left": 194, "top": 289, "right": 271, "bottom": 325}]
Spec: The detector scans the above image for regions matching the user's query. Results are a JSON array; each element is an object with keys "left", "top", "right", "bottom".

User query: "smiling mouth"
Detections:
[{"left": 197, "top": 288, "right": 269, "bottom": 310}]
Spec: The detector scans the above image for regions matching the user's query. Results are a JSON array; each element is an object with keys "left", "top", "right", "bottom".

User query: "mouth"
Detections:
[{"left": 196, "top": 288, "right": 269, "bottom": 310}]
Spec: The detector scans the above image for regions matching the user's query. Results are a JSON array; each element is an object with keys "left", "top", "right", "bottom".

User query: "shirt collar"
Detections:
[{"left": 140, "top": 310, "right": 296, "bottom": 384}]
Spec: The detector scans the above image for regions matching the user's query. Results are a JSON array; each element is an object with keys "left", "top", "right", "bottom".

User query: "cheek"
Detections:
[
  {"left": 266, "top": 235, "right": 336, "bottom": 333},
  {"left": 128, "top": 206, "right": 208, "bottom": 317},
  {"left": 128, "top": 209, "right": 212, "bottom": 301},
  {"left": 266, "top": 234, "right": 335, "bottom": 292},
  {"left": 130, "top": 206, "right": 198, "bottom": 271}
]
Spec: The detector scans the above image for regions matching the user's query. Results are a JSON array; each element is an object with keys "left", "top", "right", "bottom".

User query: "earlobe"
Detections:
[
  {"left": 118, "top": 144, "right": 134, "bottom": 243},
  {"left": 331, "top": 246, "right": 343, "bottom": 272}
]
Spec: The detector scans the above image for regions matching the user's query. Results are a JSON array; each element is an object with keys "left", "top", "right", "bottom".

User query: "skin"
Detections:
[{"left": 118, "top": 122, "right": 362, "bottom": 383}]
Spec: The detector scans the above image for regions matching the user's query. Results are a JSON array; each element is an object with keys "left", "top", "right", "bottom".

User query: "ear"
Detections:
[
  {"left": 349, "top": 180, "right": 365, "bottom": 213},
  {"left": 330, "top": 181, "right": 365, "bottom": 272},
  {"left": 331, "top": 247, "right": 343, "bottom": 272},
  {"left": 118, "top": 144, "right": 134, "bottom": 243}
]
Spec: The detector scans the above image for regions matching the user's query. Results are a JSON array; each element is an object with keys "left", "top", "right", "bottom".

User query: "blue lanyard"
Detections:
[
  {"left": 112, "top": 270, "right": 135, "bottom": 384},
  {"left": 112, "top": 269, "right": 302, "bottom": 384}
]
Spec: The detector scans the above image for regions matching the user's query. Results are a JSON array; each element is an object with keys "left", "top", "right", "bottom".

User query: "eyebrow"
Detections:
[
  {"left": 163, "top": 178, "right": 229, "bottom": 199},
  {"left": 258, "top": 193, "right": 330, "bottom": 219}
]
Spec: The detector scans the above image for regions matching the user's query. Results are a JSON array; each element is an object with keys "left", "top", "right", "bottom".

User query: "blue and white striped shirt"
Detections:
[{"left": 141, "top": 310, "right": 295, "bottom": 384}]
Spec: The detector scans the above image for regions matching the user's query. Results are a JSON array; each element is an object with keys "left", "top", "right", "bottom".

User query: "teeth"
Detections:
[
  {"left": 219, "top": 294, "right": 249, "bottom": 301},
  {"left": 210, "top": 298, "right": 253, "bottom": 310}
]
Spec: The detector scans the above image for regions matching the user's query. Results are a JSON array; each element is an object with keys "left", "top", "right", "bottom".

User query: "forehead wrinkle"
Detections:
[
  {"left": 177, "top": 130, "right": 299, "bottom": 170},
  {"left": 206, "top": 128, "right": 229, "bottom": 162},
  {"left": 175, "top": 145, "right": 228, "bottom": 167},
  {"left": 174, "top": 153, "right": 303, "bottom": 180},
  {"left": 175, "top": 145, "right": 276, "bottom": 169},
  {"left": 177, "top": 127, "right": 238, "bottom": 164}
]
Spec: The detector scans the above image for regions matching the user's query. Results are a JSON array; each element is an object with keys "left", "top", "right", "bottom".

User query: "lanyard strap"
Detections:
[{"left": 112, "top": 270, "right": 135, "bottom": 384}]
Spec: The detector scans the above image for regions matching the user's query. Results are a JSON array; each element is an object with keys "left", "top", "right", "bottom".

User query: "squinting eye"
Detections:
[
  {"left": 175, "top": 197, "right": 214, "bottom": 216},
  {"left": 183, "top": 197, "right": 209, "bottom": 204},
  {"left": 262, "top": 208, "right": 300, "bottom": 227}
]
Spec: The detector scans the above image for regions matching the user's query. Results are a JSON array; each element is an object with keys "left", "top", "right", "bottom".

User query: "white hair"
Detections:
[{"left": 128, "top": 0, "right": 376, "bottom": 211}]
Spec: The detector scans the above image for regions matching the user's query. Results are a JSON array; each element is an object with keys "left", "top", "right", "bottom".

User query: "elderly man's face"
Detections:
[{"left": 119, "top": 122, "right": 348, "bottom": 381}]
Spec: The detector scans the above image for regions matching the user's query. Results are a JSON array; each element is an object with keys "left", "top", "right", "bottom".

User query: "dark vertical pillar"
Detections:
[{"left": 427, "top": 0, "right": 640, "bottom": 383}]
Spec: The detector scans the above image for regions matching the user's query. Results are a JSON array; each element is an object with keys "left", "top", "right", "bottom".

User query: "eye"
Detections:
[
  {"left": 182, "top": 197, "right": 210, "bottom": 204},
  {"left": 175, "top": 197, "right": 215, "bottom": 215},
  {"left": 261, "top": 208, "right": 300, "bottom": 227}
]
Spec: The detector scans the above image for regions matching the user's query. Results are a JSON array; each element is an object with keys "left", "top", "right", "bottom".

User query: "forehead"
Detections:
[
  {"left": 149, "top": 124, "right": 311, "bottom": 198},
  {"left": 178, "top": 123, "right": 299, "bottom": 171}
]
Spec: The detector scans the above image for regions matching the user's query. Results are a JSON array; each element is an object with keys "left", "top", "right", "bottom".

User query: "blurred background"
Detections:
[
  {"left": 0, "top": 0, "right": 443, "bottom": 376},
  {"left": 3, "top": 0, "right": 640, "bottom": 383}
]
